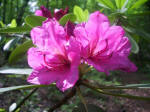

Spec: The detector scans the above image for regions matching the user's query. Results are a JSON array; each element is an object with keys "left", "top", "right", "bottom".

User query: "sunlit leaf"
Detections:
[
  {"left": 25, "top": 15, "right": 46, "bottom": 28},
  {"left": 0, "top": 68, "right": 32, "bottom": 75},
  {"left": 0, "top": 84, "right": 55, "bottom": 93},
  {"left": 59, "top": 13, "right": 76, "bottom": 25},
  {"left": 83, "top": 9, "right": 89, "bottom": 22},
  {"left": 9, "top": 103, "right": 17, "bottom": 112},
  {"left": 8, "top": 40, "right": 34, "bottom": 64},
  {"left": 97, "top": 0, "right": 116, "bottom": 10},
  {"left": 117, "top": 83, "right": 150, "bottom": 88},
  {"left": 82, "top": 82, "right": 150, "bottom": 101},
  {"left": 121, "top": 0, "right": 129, "bottom": 12},
  {"left": 73, "top": 6, "right": 89, "bottom": 23},
  {"left": 10, "top": 19, "right": 17, "bottom": 28},
  {"left": 0, "top": 21, "right": 5, "bottom": 28},
  {"left": 73, "top": 6, "right": 84, "bottom": 23},
  {"left": 129, "top": 0, "right": 148, "bottom": 10},
  {"left": 3, "top": 38, "right": 20, "bottom": 51},
  {"left": 115, "top": 0, "right": 121, "bottom": 9}
]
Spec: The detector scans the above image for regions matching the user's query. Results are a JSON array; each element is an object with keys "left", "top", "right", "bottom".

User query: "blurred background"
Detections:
[{"left": 0, "top": 0, "right": 150, "bottom": 112}]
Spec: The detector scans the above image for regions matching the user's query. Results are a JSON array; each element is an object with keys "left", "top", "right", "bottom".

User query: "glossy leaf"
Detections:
[
  {"left": 25, "top": 15, "right": 46, "bottom": 28},
  {"left": 73, "top": 6, "right": 84, "bottom": 23},
  {"left": 3, "top": 38, "right": 20, "bottom": 51},
  {"left": 97, "top": 0, "right": 115, "bottom": 10},
  {"left": 0, "top": 25, "right": 31, "bottom": 33},
  {"left": 126, "top": 33, "right": 139, "bottom": 54},
  {"left": 9, "top": 103, "right": 17, "bottom": 112},
  {"left": 0, "top": 84, "right": 55, "bottom": 93},
  {"left": 83, "top": 9, "right": 89, "bottom": 22},
  {"left": 8, "top": 40, "right": 34, "bottom": 64},
  {"left": 10, "top": 19, "right": 17, "bottom": 28},
  {"left": 59, "top": 13, "right": 76, "bottom": 25},
  {"left": 0, "top": 68, "right": 32, "bottom": 75},
  {"left": 130, "top": 0, "right": 148, "bottom": 10},
  {"left": 73, "top": 6, "right": 89, "bottom": 23},
  {"left": 121, "top": 0, "right": 129, "bottom": 10},
  {"left": 115, "top": 0, "right": 121, "bottom": 9},
  {"left": 117, "top": 83, "right": 150, "bottom": 88},
  {"left": 82, "top": 82, "right": 150, "bottom": 101}
]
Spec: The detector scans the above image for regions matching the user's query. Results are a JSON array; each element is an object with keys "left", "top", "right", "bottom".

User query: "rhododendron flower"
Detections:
[
  {"left": 35, "top": 6, "right": 52, "bottom": 18},
  {"left": 27, "top": 19, "right": 80, "bottom": 91},
  {"left": 35, "top": 6, "right": 68, "bottom": 21},
  {"left": 74, "top": 11, "right": 137, "bottom": 74},
  {"left": 65, "top": 21, "right": 75, "bottom": 40}
]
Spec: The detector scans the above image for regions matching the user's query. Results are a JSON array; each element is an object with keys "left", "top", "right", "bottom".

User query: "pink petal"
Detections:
[
  {"left": 27, "top": 47, "right": 45, "bottom": 70},
  {"left": 85, "top": 11, "right": 109, "bottom": 38},
  {"left": 35, "top": 10, "right": 43, "bottom": 16},
  {"left": 30, "top": 27, "right": 49, "bottom": 49}
]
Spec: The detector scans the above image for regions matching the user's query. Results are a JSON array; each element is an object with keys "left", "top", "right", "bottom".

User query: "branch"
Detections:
[
  {"left": 48, "top": 87, "right": 76, "bottom": 112},
  {"left": 12, "top": 88, "right": 38, "bottom": 112},
  {"left": 76, "top": 86, "right": 88, "bottom": 112}
]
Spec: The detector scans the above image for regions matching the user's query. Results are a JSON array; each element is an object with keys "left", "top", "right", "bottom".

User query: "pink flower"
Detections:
[
  {"left": 35, "top": 6, "right": 52, "bottom": 18},
  {"left": 27, "top": 19, "right": 80, "bottom": 91},
  {"left": 65, "top": 21, "right": 75, "bottom": 40},
  {"left": 54, "top": 7, "right": 68, "bottom": 20},
  {"left": 35, "top": 6, "right": 68, "bottom": 21},
  {"left": 74, "top": 11, "right": 137, "bottom": 74}
]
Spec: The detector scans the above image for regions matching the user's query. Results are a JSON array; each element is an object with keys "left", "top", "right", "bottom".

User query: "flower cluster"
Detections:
[{"left": 27, "top": 7, "right": 137, "bottom": 92}]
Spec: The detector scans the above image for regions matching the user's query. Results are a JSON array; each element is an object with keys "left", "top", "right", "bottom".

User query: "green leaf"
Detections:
[
  {"left": 59, "top": 13, "right": 76, "bottom": 25},
  {"left": 10, "top": 19, "right": 17, "bottom": 28},
  {"left": 82, "top": 82, "right": 150, "bottom": 101},
  {"left": 121, "top": 0, "right": 127, "bottom": 7},
  {"left": 0, "top": 25, "right": 31, "bottom": 33},
  {"left": 73, "top": 6, "right": 84, "bottom": 23},
  {"left": 124, "top": 27, "right": 150, "bottom": 42},
  {"left": 0, "top": 108, "right": 6, "bottom": 112},
  {"left": 9, "top": 103, "right": 17, "bottom": 112},
  {"left": 129, "top": 0, "right": 148, "bottom": 10},
  {"left": 8, "top": 40, "right": 34, "bottom": 64},
  {"left": 25, "top": 15, "right": 46, "bottom": 28},
  {"left": 0, "top": 84, "right": 55, "bottom": 93},
  {"left": 3, "top": 38, "right": 20, "bottom": 51},
  {"left": 115, "top": 0, "right": 121, "bottom": 9},
  {"left": 117, "top": 83, "right": 150, "bottom": 88},
  {"left": 97, "top": 0, "right": 115, "bottom": 10},
  {"left": 83, "top": 9, "right": 89, "bottom": 22},
  {"left": 127, "top": 11, "right": 150, "bottom": 16},
  {"left": 126, "top": 33, "right": 139, "bottom": 54},
  {"left": 0, "top": 68, "right": 32, "bottom": 75},
  {"left": 73, "top": 6, "right": 89, "bottom": 23},
  {"left": 0, "top": 21, "right": 5, "bottom": 28}
]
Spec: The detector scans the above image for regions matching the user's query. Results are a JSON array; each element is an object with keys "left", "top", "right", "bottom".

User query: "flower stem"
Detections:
[{"left": 76, "top": 86, "right": 88, "bottom": 112}]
